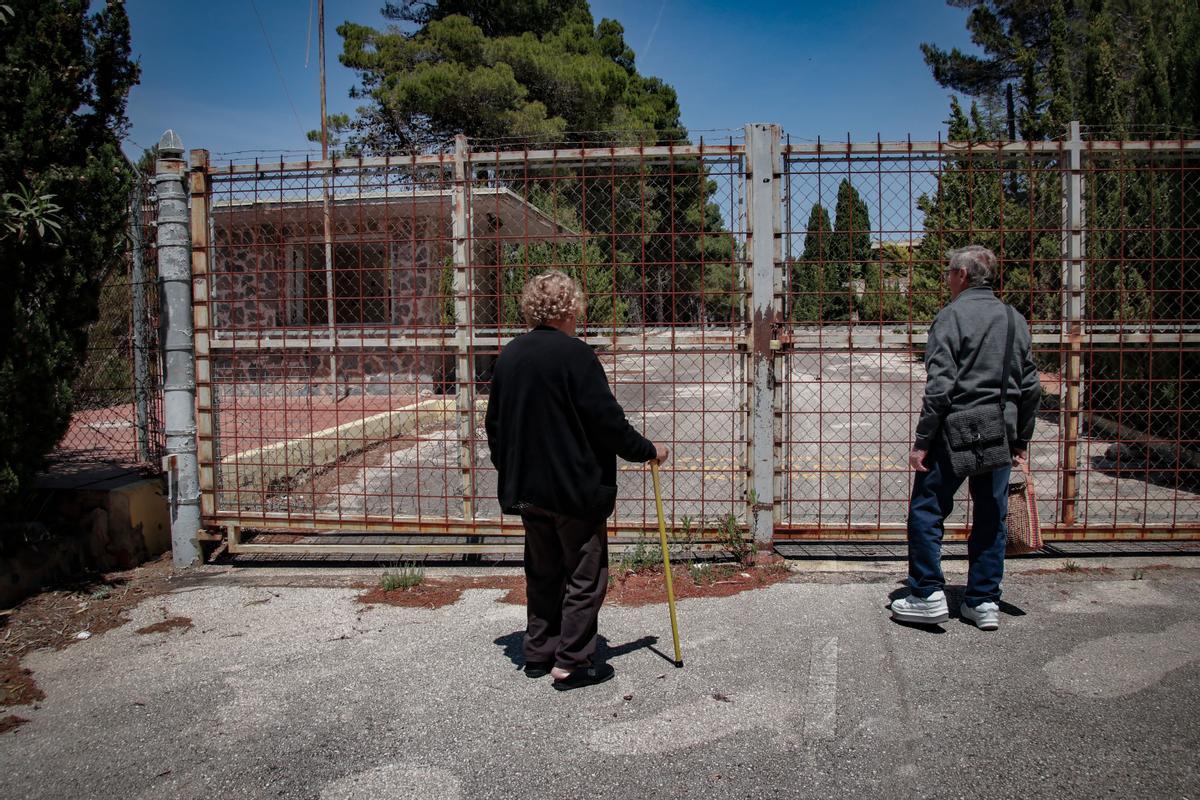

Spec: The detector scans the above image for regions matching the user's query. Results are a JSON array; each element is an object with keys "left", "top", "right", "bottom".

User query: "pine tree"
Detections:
[
  {"left": 1044, "top": 0, "right": 1074, "bottom": 133},
  {"left": 339, "top": 2, "right": 682, "bottom": 150},
  {"left": 829, "top": 180, "right": 872, "bottom": 263},
  {"left": 337, "top": 1, "right": 733, "bottom": 325}
]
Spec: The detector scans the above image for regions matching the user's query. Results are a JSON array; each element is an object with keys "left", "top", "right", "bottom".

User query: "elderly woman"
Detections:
[{"left": 485, "top": 270, "right": 667, "bottom": 690}]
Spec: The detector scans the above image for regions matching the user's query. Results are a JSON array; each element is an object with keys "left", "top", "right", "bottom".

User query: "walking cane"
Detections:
[{"left": 650, "top": 461, "right": 684, "bottom": 668}]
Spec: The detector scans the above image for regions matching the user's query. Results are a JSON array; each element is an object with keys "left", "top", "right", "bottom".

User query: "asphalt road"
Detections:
[{"left": 3, "top": 559, "right": 1198, "bottom": 799}]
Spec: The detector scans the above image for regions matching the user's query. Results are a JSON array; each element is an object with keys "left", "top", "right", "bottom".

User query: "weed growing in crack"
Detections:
[
  {"left": 717, "top": 512, "right": 754, "bottom": 565},
  {"left": 379, "top": 562, "right": 425, "bottom": 591},
  {"left": 688, "top": 561, "right": 713, "bottom": 585},
  {"left": 614, "top": 536, "right": 659, "bottom": 574}
]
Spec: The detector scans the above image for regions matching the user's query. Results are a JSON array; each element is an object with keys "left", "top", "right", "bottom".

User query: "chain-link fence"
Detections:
[
  {"left": 199, "top": 139, "right": 749, "bottom": 549},
  {"left": 54, "top": 176, "right": 164, "bottom": 467},
  {"left": 778, "top": 133, "right": 1200, "bottom": 538},
  {"left": 189, "top": 126, "right": 1200, "bottom": 551}
]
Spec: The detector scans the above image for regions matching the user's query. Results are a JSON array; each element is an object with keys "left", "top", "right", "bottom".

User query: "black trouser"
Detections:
[{"left": 520, "top": 505, "right": 609, "bottom": 670}]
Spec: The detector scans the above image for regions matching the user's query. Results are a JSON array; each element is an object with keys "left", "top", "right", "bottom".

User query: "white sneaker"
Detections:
[
  {"left": 960, "top": 601, "right": 1000, "bottom": 631},
  {"left": 890, "top": 590, "right": 949, "bottom": 624}
]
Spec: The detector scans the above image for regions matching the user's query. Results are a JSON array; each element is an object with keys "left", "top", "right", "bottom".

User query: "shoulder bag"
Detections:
[{"left": 940, "top": 305, "right": 1017, "bottom": 479}]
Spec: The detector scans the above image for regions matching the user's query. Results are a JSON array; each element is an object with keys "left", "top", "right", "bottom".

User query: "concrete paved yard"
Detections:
[{"left": 2, "top": 559, "right": 1199, "bottom": 799}]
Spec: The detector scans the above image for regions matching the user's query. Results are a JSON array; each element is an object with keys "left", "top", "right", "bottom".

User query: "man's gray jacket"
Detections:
[{"left": 914, "top": 286, "right": 1041, "bottom": 453}]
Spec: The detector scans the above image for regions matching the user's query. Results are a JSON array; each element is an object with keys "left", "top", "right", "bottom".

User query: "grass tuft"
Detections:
[{"left": 379, "top": 562, "right": 425, "bottom": 591}]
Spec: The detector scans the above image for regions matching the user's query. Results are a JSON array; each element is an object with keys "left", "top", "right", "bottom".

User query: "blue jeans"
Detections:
[{"left": 907, "top": 443, "right": 1010, "bottom": 607}]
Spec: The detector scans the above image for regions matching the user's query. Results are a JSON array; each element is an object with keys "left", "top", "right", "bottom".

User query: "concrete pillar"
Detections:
[{"left": 155, "top": 130, "right": 200, "bottom": 567}]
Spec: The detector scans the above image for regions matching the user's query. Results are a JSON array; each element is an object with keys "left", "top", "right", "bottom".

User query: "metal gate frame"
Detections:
[
  {"left": 176, "top": 123, "right": 1200, "bottom": 557},
  {"left": 189, "top": 135, "right": 752, "bottom": 556}
]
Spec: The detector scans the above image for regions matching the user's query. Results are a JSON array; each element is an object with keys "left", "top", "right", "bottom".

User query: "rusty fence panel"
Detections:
[
  {"left": 1071, "top": 139, "right": 1200, "bottom": 534},
  {"left": 777, "top": 133, "right": 1200, "bottom": 541},
  {"left": 195, "top": 127, "right": 1200, "bottom": 551},
  {"left": 55, "top": 176, "right": 164, "bottom": 467},
  {"left": 200, "top": 137, "right": 752, "bottom": 550}
]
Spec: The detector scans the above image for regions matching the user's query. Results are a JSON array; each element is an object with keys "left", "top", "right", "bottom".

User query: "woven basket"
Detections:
[{"left": 1005, "top": 462, "right": 1043, "bottom": 555}]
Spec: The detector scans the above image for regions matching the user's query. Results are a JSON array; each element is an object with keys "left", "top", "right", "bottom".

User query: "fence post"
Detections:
[
  {"left": 189, "top": 149, "right": 217, "bottom": 540},
  {"left": 129, "top": 176, "right": 151, "bottom": 464},
  {"left": 1060, "top": 120, "right": 1085, "bottom": 527},
  {"left": 155, "top": 131, "right": 200, "bottom": 567},
  {"left": 452, "top": 134, "right": 477, "bottom": 521},
  {"left": 745, "top": 123, "right": 783, "bottom": 545}
]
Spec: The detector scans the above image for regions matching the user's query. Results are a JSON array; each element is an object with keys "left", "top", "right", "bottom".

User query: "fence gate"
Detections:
[
  {"left": 196, "top": 134, "right": 753, "bottom": 555},
  {"left": 775, "top": 126, "right": 1200, "bottom": 542},
  {"left": 189, "top": 123, "right": 1200, "bottom": 556}
]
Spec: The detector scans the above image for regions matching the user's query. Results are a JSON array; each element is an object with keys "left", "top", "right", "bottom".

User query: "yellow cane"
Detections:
[{"left": 651, "top": 461, "right": 683, "bottom": 668}]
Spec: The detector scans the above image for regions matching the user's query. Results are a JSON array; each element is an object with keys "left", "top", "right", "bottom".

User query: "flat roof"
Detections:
[{"left": 212, "top": 186, "right": 578, "bottom": 241}]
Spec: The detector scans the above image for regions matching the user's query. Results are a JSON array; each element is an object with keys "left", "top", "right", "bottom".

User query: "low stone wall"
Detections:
[
  {"left": 2, "top": 475, "right": 170, "bottom": 609},
  {"left": 218, "top": 398, "right": 456, "bottom": 494}
]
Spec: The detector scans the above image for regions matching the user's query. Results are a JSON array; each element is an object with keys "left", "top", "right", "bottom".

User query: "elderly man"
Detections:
[
  {"left": 485, "top": 270, "right": 667, "bottom": 690},
  {"left": 890, "top": 245, "right": 1041, "bottom": 630}
]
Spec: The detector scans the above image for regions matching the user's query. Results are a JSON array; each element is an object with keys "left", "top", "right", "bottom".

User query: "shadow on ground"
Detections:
[
  {"left": 494, "top": 631, "right": 663, "bottom": 669},
  {"left": 884, "top": 583, "right": 1027, "bottom": 633}
]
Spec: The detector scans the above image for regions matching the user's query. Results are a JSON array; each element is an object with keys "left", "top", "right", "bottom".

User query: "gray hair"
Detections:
[
  {"left": 947, "top": 245, "right": 998, "bottom": 287},
  {"left": 519, "top": 270, "right": 586, "bottom": 327}
]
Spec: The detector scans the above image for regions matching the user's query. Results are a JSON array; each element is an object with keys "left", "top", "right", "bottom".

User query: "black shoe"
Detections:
[
  {"left": 523, "top": 660, "right": 553, "bottom": 679},
  {"left": 551, "top": 663, "right": 615, "bottom": 692}
]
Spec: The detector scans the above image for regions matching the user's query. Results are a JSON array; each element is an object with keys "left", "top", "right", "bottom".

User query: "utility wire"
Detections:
[
  {"left": 249, "top": 0, "right": 308, "bottom": 141},
  {"left": 305, "top": 0, "right": 314, "bottom": 69}
]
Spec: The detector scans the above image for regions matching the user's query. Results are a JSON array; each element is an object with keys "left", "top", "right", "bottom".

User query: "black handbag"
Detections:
[{"left": 941, "top": 305, "right": 1017, "bottom": 479}]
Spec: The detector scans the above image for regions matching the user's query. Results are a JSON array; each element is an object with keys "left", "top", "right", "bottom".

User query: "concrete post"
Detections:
[
  {"left": 745, "top": 123, "right": 783, "bottom": 545},
  {"left": 1060, "top": 120, "right": 1084, "bottom": 526},
  {"left": 155, "top": 130, "right": 200, "bottom": 567},
  {"left": 452, "top": 134, "right": 477, "bottom": 520}
]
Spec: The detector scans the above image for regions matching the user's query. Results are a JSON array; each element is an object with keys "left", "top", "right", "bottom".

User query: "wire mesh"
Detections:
[
  {"left": 779, "top": 138, "right": 1200, "bottom": 538},
  {"left": 1072, "top": 147, "right": 1200, "bottom": 529},
  {"left": 197, "top": 131, "right": 1200, "bottom": 543},
  {"left": 55, "top": 176, "right": 164, "bottom": 466},
  {"left": 203, "top": 143, "right": 749, "bottom": 544}
]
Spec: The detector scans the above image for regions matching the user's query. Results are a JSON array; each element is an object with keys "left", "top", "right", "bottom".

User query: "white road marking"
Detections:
[
  {"left": 1043, "top": 621, "right": 1200, "bottom": 699},
  {"left": 320, "top": 764, "right": 462, "bottom": 800},
  {"left": 586, "top": 635, "right": 840, "bottom": 755},
  {"left": 803, "top": 636, "right": 839, "bottom": 740},
  {"left": 1046, "top": 581, "right": 1176, "bottom": 614}
]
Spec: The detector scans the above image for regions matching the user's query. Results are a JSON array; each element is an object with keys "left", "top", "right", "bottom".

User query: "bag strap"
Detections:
[{"left": 999, "top": 304, "right": 1016, "bottom": 412}]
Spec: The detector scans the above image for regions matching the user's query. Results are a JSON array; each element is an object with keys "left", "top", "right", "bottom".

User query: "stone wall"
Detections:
[
  {"left": 211, "top": 212, "right": 452, "bottom": 331},
  {"left": 212, "top": 349, "right": 453, "bottom": 393}
]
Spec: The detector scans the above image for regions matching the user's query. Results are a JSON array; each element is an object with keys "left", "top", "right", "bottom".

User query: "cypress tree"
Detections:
[
  {"left": 1045, "top": 0, "right": 1073, "bottom": 133},
  {"left": 827, "top": 180, "right": 871, "bottom": 321},
  {"left": 792, "top": 203, "right": 832, "bottom": 322}
]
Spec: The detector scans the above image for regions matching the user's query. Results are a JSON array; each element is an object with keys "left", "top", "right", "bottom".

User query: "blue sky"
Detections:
[{"left": 124, "top": 0, "right": 981, "bottom": 159}]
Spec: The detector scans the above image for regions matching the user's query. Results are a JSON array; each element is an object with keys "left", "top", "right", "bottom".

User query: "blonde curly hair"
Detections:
[{"left": 519, "top": 270, "right": 586, "bottom": 327}]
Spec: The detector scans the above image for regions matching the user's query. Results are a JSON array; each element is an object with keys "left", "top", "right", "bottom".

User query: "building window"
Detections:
[{"left": 287, "top": 242, "right": 392, "bottom": 326}]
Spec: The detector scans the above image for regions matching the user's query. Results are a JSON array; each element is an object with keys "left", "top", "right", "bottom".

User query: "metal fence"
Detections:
[
  {"left": 55, "top": 177, "right": 164, "bottom": 467},
  {"left": 187, "top": 123, "right": 1200, "bottom": 554}
]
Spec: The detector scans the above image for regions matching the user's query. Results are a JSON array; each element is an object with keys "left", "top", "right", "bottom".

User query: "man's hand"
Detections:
[
  {"left": 1012, "top": 448, "right": 1028, "bottom": 468},
  {"left": 651, "top": 443, "right": 670, "bottom": 465},
  {"left": 909, "top": 448, "right": 929, "bottom": 472}
]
